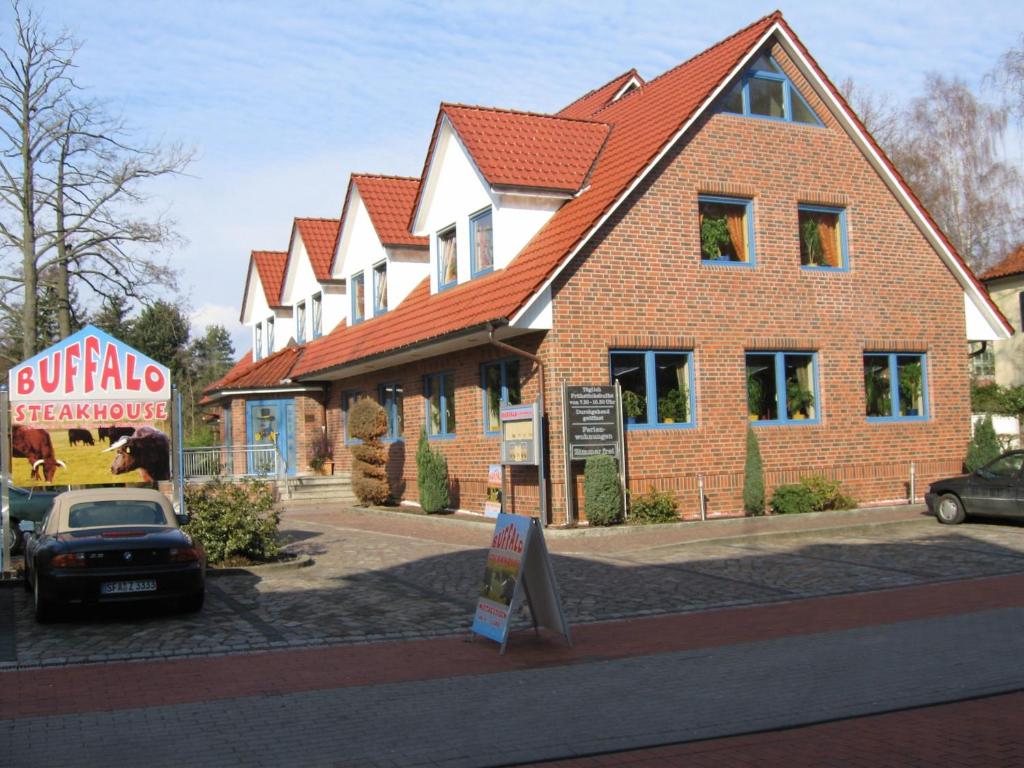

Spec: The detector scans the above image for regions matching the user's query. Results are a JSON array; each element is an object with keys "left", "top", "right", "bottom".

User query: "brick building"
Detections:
[{"left": 204, "top": 12, "right": 1011, "bottom": 524}]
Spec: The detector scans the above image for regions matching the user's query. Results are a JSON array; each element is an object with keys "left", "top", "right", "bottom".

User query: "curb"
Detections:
[{"left": 207, "top": 553, "right": 315, "bottom": 577}]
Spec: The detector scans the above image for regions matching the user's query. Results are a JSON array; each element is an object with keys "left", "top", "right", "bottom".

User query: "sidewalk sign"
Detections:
[
  {"left": 471, "top": 512, "right": 572, "bottom": 654},
  {"left": 562, "top": 383, "right": 627, "bottom": 524},
  {"left": 483, "top": 464, "right": 503, "bottom": 518}
]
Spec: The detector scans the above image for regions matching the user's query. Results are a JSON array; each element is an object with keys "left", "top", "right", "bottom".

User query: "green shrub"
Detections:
[
  {"left": 800, "top": 475, "right": 856, "bottom": 511},
  {"left": 349, "top": 397, "right": 390, "bottom": 505},
  {"left": 416, "top": 429, "right": 450, "bottom": 513},
  {"left": 183, "top": 478, "right": 280, "bottom": 564},
  {"left": 770, "top": 484, "right": 815, "bottom": 515},
  {"left": 971, "top": 382, "right": 1024, "bottom": 416},
  {"left": 584, "top": 455, "right": 623, "bottom": 526},
  {"left": 629, "top": 488, "right": 679, "bottom": 524},
  {"left": 966, "top": 415, "right": 1002, "bottom": 472},
  {"left": 743, "top": 426, "right": 764, "bottom": 515}
]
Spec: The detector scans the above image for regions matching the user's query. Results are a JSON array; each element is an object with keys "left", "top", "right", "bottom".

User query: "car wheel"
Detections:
[
  {"left": 33, "top": 573, "right": 55, "bottom": 623},
  {"left": 179, "top": 591, "right": 204, "bottom": 613},
  {"left": 936, "top": 493, "right": 966, "bottom": 525}
]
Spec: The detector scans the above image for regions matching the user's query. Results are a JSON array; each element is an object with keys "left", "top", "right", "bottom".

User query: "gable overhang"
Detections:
[
  {"left": 510, "top": 21, "right": 1013, "bottom": 341},
  {"left": 239, "top": 259, "right": 258, "bottom": 324},
  {"left": 279, "top": 221, "right": 303, "bottom": 306},
  {"left": 329, "top": 176, "right": 360, "bottom": 276},
  {"left": 611, "top": 75, "right": 643, "bottom": 102}
]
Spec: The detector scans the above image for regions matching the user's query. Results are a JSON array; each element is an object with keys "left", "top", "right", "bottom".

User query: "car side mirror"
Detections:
[
  {"left": 175, "top": 513, "right": 190, "bottom": 527},
  {"left": 18, "top": 520, "right": 35, "bottom": 534}
]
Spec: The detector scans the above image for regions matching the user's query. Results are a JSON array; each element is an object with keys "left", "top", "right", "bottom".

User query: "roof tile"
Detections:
[
  {"left": 251, "top": 251, "right": 288, "bottom": 309},
  {"left": 981, "top": 244, "right": 1024, "bottom": 282},
  {"left": 295, "top": 218, "right": 342, "bottom": 281},
  {"left": 354, "top": 175, "right": 428, "bottom": 248},
  {"left": 557, "top": 69, "right": 644, "bottom": 119}
]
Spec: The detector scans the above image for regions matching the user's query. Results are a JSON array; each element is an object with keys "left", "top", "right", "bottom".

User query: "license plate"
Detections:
[{"left": 101, "top": 580, "right": 157, "bottom": 595}]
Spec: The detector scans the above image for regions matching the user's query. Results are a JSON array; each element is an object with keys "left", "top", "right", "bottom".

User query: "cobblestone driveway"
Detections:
[{"left": 4, "top": 508, "right": 1024, "bottom": 668}]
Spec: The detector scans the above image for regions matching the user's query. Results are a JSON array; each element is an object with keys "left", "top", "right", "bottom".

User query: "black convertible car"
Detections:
[
  {"left": 21, "top": 487, "right": 205, "bottom": 622},
  {"left": 926, "top": 450, "right": 1024, "bottom": 525}
]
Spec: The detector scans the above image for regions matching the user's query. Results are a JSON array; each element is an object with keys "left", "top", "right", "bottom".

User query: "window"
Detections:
[
  {"left": 610, "top": 350, "right": 695, "bottom": 429},
  {"left": 482, "top": 359, "right": 521, "bottom": 434},
  {"left": 969, "top": 342, "right": 995, "bottom": 380},
  {"left": 266, "top": 317, "right": 275, "bottom": 354},
  {"left": 747, "top": 352, "right": 818, "bottom": 424},
  {"left": 254, "top": 323, "right": 262, "bottom": 360},
  {"left": 424, "top": 372, "right": 456, "bottom": 437},
  {"left": 699, "top": 196, "right": 754, "bottom": 264},
  {"left": 799, "top": 206, "right": 847, "bottom": 269},
  {"left": 372, "top": 262, "right": 387, "bottom": 315},
  {"left": 295, "top": 301, "right": 306, "bottom": 344},
  {"left": 471, "top": 208, "right": 494, "bottom": 276},
  {"left": 379, "top": 383, "right": 404, "bottom": 440},
  {"left": 864, "top": 353, "right": 927, "bottom": 420},
  {"left": 721, "top": 53, "right": 821, "bottom": 126},
  {"left": 438, "top": 226, "right": 458, "bottom": 289},
  {"left": 343, "top": 390, "right": 363, "bottom": 445},
  {"left": 978, "top": 452, "right": 1024, "bottom": 479},
  {"left": 351, "top": 272, "right": 365, "bottom": 324},
  {"left": 311, "top": 292, "right": 322, "bottom": 338}
]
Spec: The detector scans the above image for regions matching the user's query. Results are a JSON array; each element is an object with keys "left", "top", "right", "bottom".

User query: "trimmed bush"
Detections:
[
  {"left": 183, "top": 478, "right": 280, "bottom": 564},
  {"left": 966, "top": 414, "right": 1001, "bottom": 472},
  {"left": 800, "top": 475, "right": 856, "bottom": 511},
  {"left": 629, "top": 488, "right": 679, "bottom": 524},
  {"left": 743, "top": 426, "right": 764, "bottom": 515},
  {"left": 416, "top": 429, "right": 450, "bottom": 513},
  {"left": 349, "top": 397, "right": 390, "bottom": 505},
  {"left": 770, "top": 483, "right": 815, "bottom": 515},
  {"left": 584, "top": 455, "right": 623, "bottom": 526}
]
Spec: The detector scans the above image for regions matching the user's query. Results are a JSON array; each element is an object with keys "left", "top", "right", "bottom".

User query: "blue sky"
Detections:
[{"left": 14, "top": 0, "right": 1024, "bottom": 353}]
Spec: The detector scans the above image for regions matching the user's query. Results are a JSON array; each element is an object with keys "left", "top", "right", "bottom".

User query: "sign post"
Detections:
[
  {"left": 562, "top": 383, "right": 626, "bottom": 525},
  {"left": 471, "top": 512, "right": 571, "bottom": 653}
]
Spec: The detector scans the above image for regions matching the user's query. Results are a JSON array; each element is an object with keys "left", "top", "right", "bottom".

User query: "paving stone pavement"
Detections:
[{"left": 4, "top": 506, "right": 1024, "bottom": 668}]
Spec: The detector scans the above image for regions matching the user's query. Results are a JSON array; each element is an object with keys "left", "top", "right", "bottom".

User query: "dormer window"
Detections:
[
  {"left": 373, "top": 262, "right": 388, "bottom": 315},
  {"left": 311, "top": 292, "right": 322, "bottom": 338},
  {"left": 721, "top": 53, "right": 821, "bottom": 126},
  {"left": 266, "top": 317, "right": 275, "bottom": 353},
  {"left": 254, "top": 323, "right": 263, "bottom": 361},
  {"left": 296, "top": 301, "right": 306, "bottom": 344},
  {"left": 351, "top": 272, "right": 365, "bottom": 324},
  {"left": 470, "top": 208, "right": 493, "bottom": 277},
  {"left": 438, "top": 226, "right": 458, "bottom": 290}
]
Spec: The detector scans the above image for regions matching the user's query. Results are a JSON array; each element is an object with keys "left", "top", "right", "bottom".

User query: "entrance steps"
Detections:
[{"left": 285, "top": 473, "right": 357, "bottom": 505}]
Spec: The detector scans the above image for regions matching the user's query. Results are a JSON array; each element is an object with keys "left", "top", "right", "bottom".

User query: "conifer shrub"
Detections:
[
  {"left": 349, "top": 397, "right": 390, "bottom": 505},
  {"left": 416, "top": 429, "right": 450, "bottom": 513},
  {"left": 966, "top": 414, "right": 1002, "bottom": 472},
  {"left": 584, "top": 455, "right": 623, "bottom": 526},
  {"left": 629, "top": 488, "right": 679, "bottom": 524},
  {"left": 183, "top": 478, "right": 280, "bottom": 564},
  {"left": 743, "top": 426, "right": 765, "bottom": 515}
]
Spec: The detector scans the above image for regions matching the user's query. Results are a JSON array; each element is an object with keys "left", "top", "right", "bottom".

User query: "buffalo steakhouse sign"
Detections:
[{"left": 10, "top": 326, "right": 170, "bottom": 424}]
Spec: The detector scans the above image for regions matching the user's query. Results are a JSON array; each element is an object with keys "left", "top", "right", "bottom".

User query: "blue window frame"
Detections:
[
  {"left": 864, "top": 353, "right": 928, "bottom": 421},
  {"left": 372, "top": 262, "right": 387, "bottom": 316},
  {"left": 424, "top": 371, "right": 456, "bottom": 438},
  {"left": 295, "top": 301, "right": 306, "bottom": 344},
  {"left": 438, "top": 225, "right": 458, "bottom": 290},
  {"left": 799, "top": 205, "right": 848, "bottom": 270},
  {"left": 311, "top": 292, "right": 322, "bottom": 338},
  {"left": 699, "top": 195, "right": 755, "bottom": 266},
  {"left": 266, "top": 317, "right": 275, "bottom": 353},
  {"left": 747, "top": 351, "right": 820, "bottom": 425},
  {"left": 610, "top": 350, "right": 695, "bottom": 429},
  {"left": 378, "top": 383, "right": 404, "bottom": 441},
  {"left": 470, "top": 208, "right": 494, "bottom": 277},
  {"left": 721, "top": 53, "right": 822, "bottom": 126},
  {"left": 254, "top": 323, "right": 262, "bottom": 361},
  {"left": 481, "top": 358, "right": 521, "bottom": 434},
  {"left": 351, "top": 272, "right": 365, "bottom": 324},
  {"left": 343, "top": 390, "right": 363, "bottom": 445}
]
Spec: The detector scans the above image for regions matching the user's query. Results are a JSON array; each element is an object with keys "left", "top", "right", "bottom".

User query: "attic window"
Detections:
[
  {"left": 470, "top": 209, "right": 493, "bottom": 277},
  {"left": 721, "top": 54, "right": 821, "bottom": 126},
  {"left": 373, "top": 262, "right": 388, "bottom": 315},
  {"left": 438, "top": 226, "right": 458, "bottom": 290},
  {"left": 351, "top": 272, "right": 365, "bottom": 324}
]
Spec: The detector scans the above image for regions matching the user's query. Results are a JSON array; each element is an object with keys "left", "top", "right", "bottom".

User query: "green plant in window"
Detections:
[
  {"left": 657, "top": 388, "right": 688, "bottom": 423},
  {"left": 621, "top": 390, "right": 646, "bottom": 420},
  {"left": 786, "top": 380, "right": 815, "bottom": 418},
  {"left": 700, "top": 214, "right": 731, "bottom": 259},
  {"left": 747, "top": 372, "right": 765, "bottom": 420},
  {"left": 864, "top": 367, "right": 891, "bottom": 416},
  {"left": 801, "top": 216, "right": 823, "bottom": 265},
  {"left": 898, "top": 362, "right": 923, "bottom": 414}
]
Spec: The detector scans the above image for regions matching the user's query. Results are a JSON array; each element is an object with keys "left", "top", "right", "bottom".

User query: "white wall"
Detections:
[{"left": 280, "top": 235, "right": 345, "bottom": 343}]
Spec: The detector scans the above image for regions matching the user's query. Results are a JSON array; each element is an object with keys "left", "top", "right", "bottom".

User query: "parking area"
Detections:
[{"left": 4, "top": 505, "right": 1024, "bottom": 668}]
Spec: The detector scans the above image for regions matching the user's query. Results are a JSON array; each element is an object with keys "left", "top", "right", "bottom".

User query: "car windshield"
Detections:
[
  {"left": 67, "top": 500, "right": 169, "bottom": 529},
  {"left": 979, "top": 454, "right": 1024, "bottom": 479}
]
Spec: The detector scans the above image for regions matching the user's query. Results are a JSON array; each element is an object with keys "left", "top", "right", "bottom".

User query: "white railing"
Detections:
[{"left": 182, "top": 444, "right": 281, "bottom": 479}]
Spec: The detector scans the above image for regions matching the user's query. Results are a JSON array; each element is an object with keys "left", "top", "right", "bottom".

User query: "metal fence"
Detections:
[{"left": 182, "top": 444, "right": 282, "bottom": 480}]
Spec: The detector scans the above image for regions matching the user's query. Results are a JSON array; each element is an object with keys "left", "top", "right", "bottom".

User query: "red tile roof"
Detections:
[
  {"left": 294, "top": 12, "right": 778, "bottom": 379},
  {"left": 354, "top": 175, "right": 428, "bottom": 248},
  {"left": 981, "top": 244, "right": 1024, "bottom": 281},
  {"left": 251, "top": 251, "right": 288, "bottom": 309},
  {"left": 557, "top": 69, "right": 644, "bottom": 119},
  {"left": 295, "top": 218, "right": 342, "bottom": 282},
  {"left": 201, "top": 351, "right": 253, "bottom": 402},
  {"left": 205, "top": 346, "right": 305, "bottom": 397}
]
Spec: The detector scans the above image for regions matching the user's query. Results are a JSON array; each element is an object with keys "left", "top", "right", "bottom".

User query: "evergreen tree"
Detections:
[{"left": 743, "top": 426, "right": 765, "bottom": 515}]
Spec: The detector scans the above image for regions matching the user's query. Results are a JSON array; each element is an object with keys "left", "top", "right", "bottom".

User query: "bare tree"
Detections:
[
  {"left": 0, "top": 1, "right": 191, "bottom": 356},
  {"left": 839, "top": 77, "right": 904, "bottom": 154},
  {"left": 990, "top": 33, "right": 1024, "bottom": 125}
]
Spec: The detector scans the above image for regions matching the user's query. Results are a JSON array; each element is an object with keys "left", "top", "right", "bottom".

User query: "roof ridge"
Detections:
[
  {"left": 352, "top": 172, "right": 421, "bottom": 183},
  {"left": 251, "top": 249, "right": 287, "bottom": 256},
  {"left": 442, "top": 102, "right": 610, "bottom": 127},
  {"left": 558, "top": 68, "right": 641, "bottom": 113},
  {"left": 295, "top": 216, "right": 341, "bottom": 223}
]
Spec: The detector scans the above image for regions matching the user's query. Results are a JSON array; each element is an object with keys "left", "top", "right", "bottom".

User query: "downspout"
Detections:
[{"left": 487, "top": 323, "right": 548, "bottom": 525}]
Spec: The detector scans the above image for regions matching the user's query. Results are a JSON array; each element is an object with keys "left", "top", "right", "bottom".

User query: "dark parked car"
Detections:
[
  {"left": 4, "top": 480, "right": 60, "bottom": 553},
  {"left": 926, "top": 451, "right": 1024, "bottom": 525},
  {"left": 21, "top": 487, "right": 205, "bottom": 622}
]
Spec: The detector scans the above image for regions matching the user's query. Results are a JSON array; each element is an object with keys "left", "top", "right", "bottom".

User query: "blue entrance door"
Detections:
[{"left": 246, "top": 399, "right": 297, "bottom": 476}]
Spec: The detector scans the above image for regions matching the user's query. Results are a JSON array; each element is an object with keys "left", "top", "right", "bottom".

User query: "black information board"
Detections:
[{"left": 565, "top": 385, "right": 620, "bottom": 461}]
